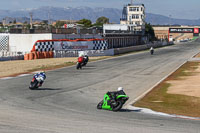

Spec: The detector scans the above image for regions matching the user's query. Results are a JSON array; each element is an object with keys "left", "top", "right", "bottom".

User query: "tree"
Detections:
[
  {"left": 55, "top": 21, "right": 65, "bottom": 28},
  {"left": 96, "top": 16, "right": 109, "bottom": 25},
  {"left": 77, "top": 19, "right": 92, "bottom": 28},
  {"left": 145, "top": 23, "right": 156, "bottom": 41},
  {"left": 42, "top": 20, "right": 49, "bottom": 25}
]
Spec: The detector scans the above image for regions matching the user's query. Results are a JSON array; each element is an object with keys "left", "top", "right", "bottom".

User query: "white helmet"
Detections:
[{"left": 118, "top": 87, "right": 123, "bottom": 91}]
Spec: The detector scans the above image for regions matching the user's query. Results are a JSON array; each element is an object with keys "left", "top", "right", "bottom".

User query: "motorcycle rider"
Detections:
[
  {"left": 34, "top": 71, "right": 46, "bottom": 87},
  {"left": 78, "top": 54, "right": 84, "bottom": 63},
  {"left": 107, "top": 87, "right": 126, "bottom": 100},
  {"left": 150, "top": 47, "right": 154, "bottom": 55},
  {"left": 83, "top": 54, "right": 89, "bottom": 62}
]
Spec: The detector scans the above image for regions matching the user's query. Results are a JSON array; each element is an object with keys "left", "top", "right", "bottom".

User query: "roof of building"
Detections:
[{"left": 127, "top": 3, "right": 145, "bottom": 6}]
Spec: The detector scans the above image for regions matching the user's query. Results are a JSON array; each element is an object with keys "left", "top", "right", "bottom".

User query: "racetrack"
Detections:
[{"left": 0, "top": 42, "right": 200, "bottom": 133}]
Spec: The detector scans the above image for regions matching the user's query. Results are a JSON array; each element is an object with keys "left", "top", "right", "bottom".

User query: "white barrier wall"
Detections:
[
  {"left": 9, "top": 34, "right": 52, "bottom": 52},
  {"left": 7, "top": 34, "right": 102, "bottom": 53}
]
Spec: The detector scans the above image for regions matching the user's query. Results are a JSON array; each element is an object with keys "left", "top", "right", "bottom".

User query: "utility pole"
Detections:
[
  {"left": 29, "top": 12, "right": 33, "bottom": 29},
  {"left": 131, "top": 0, "right": 133, "bottom": 5},
  {"left": 48, "top": 9, "right": 51, "bottom": 29}
]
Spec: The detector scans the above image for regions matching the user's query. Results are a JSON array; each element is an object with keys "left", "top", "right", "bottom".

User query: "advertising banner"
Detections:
[
  {"left": 194, "top": 28, "right": 199, "bottom": 34},
  {"left": 31, "top": 39, "right": 108, "bottom": 52},
  {"left": 54, "top": 41, "right": 94, "bottom": 50},
  {"left": 169, "top": 28, "right": 194, "bottom": 33}
]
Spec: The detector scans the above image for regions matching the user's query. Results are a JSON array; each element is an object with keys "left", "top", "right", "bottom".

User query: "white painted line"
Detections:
[
  {"left": 0, "top": 77, "right": 14, "bottom": 80},
  {"left": 17, "top": 74, "right": 31, "bottom": 77},
  {"left": 126, "top": 105, "right": 200, "bottom": 120},
  {"left": 0, "top": 74, "right": 31, "bottom": 80}
]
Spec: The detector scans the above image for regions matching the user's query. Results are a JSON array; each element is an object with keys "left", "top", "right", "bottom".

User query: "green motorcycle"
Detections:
[{"left": 97, "top": 92, "right": 129, "bottom": 111}]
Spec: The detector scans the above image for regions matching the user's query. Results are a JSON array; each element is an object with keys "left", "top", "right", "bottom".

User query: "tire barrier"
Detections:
[
  {"left": 24, "top": 51, "right": 54, "bottom": 60},
  {"left": 24, "top": 38, "right": 108, "bottom": 60}
]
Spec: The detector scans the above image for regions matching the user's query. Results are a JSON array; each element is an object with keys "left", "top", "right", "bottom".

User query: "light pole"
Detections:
[
  {"left": 169, "top": 15, "right": 171, "bottom": 26},
  {"left": 168, "top": 15, "right": 172, "bottom": 42}
]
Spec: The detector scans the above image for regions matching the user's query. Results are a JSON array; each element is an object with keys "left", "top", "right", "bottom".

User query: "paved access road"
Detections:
[{"left": 0, "top": 42, "right": 200, "bottom": 133}]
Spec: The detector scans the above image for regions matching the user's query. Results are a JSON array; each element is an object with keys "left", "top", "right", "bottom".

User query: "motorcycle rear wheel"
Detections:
[
  {"left": 76, "top": 63, "right": 80, "bottom": 69},
  {"left": 112, "top": 100, "right": 123, "bottom": 111}
]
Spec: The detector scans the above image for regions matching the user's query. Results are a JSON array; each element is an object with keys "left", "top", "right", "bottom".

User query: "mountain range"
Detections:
[{"left": 1, "top": 6, "right": 200, "bottom": 25}]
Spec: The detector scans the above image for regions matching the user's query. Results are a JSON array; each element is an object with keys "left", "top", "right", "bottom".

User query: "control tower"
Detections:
[{"left": 120, "top": 0, "right": 145, "bottom": 34}]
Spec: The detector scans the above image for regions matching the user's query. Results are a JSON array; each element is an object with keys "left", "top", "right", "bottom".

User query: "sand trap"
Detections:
[{"left": 167, "top": 61, "right": 200, "bottom": 98}]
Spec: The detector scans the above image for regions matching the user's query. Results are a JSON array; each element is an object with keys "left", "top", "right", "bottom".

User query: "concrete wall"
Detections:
[
  {"left": 9, "top": 34, "right": 52, "bottom": 52},
  {"left": 53, "top": 49, "right": 114, "bottom": 57},
  {"left": 114, "top": 41, "right": 171, "bottom": 55}
]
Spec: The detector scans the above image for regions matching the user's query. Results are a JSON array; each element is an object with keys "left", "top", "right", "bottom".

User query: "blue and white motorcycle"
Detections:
[{"left": 29, "top": 72, "right": 46, "bottom": 89}]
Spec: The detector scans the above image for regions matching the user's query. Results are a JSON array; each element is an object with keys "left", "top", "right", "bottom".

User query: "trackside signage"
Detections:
[
  {"left": 169, "top": 28, "right": 200, "bottom": 33},
  {"left": 169, "top": 28, "right": 194, "bottom": 33},
  {"left": 31, "top": 39, "right": 108, "bottom": 52},
  {"left": 194, "top": 28, "right": 199, "bottom": 34},
  {"left": 54, "top": 41, "right": 93, "bottom": 50}
]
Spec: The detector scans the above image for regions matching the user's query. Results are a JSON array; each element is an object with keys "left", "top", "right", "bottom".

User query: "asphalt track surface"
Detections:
[{"left": 1, "top": 42, "right": 200, "bottom": 133}]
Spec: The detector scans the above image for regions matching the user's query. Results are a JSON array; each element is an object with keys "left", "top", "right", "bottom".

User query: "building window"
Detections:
[
  {"left": 129, "top": 16, "right": 132, "bottom": 21},
  {"left": 135, "top": 21, "right": 140, "bottom": 25},
  {"left": 132, "top": 14, "right": 139, "bottom": 19},
  {"left": 129, "top": 7, "right": 139, "bottom": 11}
]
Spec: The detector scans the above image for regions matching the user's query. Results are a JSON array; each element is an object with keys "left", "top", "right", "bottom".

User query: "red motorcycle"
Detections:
[{"left": 76, "top": 55, "right": 89, "bottom": 69}]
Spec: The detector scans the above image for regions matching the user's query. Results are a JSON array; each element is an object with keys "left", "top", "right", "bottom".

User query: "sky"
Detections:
[{"left": 1, "top": 0, "right": 200, "bottom": 20}]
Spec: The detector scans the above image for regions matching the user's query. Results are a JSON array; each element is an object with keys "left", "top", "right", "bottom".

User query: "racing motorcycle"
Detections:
[
  {"left": 97, "top": 92, "right": 129, "bottom": 111},
  {"left": 29, "top": 72, "right": 46, "bottom": 89},
  {"left": 150, "top": 47, "right": 154, "bottom": 55},
  {"left": 76, "top": 55, "right": 89, "bottom": 69},
  {"left": 82, "top": 55, "right": 89, "bottom": 66}
]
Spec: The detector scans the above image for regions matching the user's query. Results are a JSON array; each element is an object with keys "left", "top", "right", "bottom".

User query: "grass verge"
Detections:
[{"left": 134, "top": 61, "right": 200, "bottom": 117}]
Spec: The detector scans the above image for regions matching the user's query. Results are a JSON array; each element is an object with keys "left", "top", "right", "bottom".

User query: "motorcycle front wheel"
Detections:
[
  {"left": 76, "top": 63, "right": 80, "bottom": 69},
  {"left": 29, "top": 80, "right": 38, "bottom": 90},
  {"left": 97, "top": 100, "right": 103, "bottom": 109}
]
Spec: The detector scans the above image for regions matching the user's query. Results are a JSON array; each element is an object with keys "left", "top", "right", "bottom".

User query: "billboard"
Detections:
[
  {"left": 54, "top": 41, "right": 94, "bottom": 50},
  {"left": 31, "top": 39, "right": 108, "bottom": 52},
  {"left": 169, "top": 28, "right": 200, "bottom": 33},
  {"left": 194, "top": 28, "right": 199, "bottom": 34},
  {"left": 169, "top": 28, "right": 194, "bottom": 33}
]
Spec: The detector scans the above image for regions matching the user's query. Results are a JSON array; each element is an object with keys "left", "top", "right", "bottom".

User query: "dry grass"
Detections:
[{"left": 134, "top": 61, "right": 200, "bottom": 117}]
